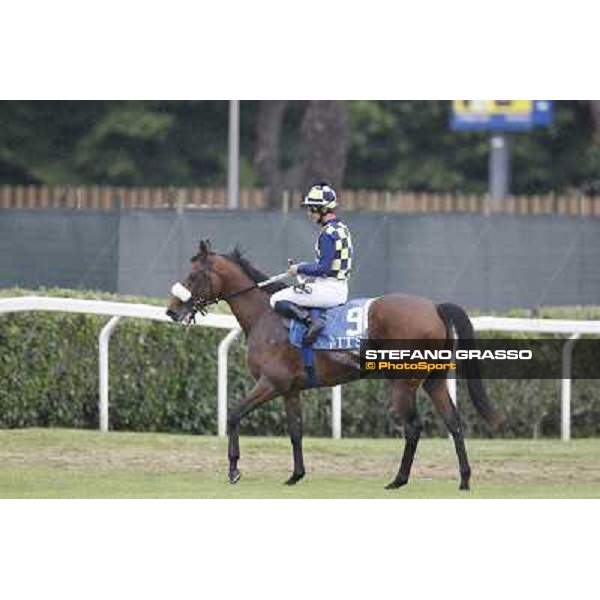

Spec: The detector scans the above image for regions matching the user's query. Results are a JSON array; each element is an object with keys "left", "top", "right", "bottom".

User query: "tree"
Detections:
[
  {"left": 301, "top": 101, "right": 349, "bottom": 185},
  {"left": 253, "top": 101, "right": 288, "bottom": 207},
  {"left": 346, "top": 101, "right": 600, "bottom": 195},
  {"left": 590, "top": 101, "right": 600, "bottom": 142},
  {"left": 0, "top": 100, "right": 106, "bottom": 184},
  {"left": 1, "top": 101, "right": 599, "bottom": 197},
  {"left": 253, "top": 101, "right": 350, "bottom": 207}
]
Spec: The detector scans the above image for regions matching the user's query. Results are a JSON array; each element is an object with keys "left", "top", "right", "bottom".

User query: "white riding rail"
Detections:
[
  {"left": 0, "top": 296, "right": 342, "bottom": 437},
  {"left": 1, "top": 297, "right": 597, "bottom": 440},
  {"left": 449, "top": 316, "right": 600, "bottom": 441}
]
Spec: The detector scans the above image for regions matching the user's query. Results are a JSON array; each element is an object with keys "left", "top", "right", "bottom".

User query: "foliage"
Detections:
[
  {"left": 0, "top": 101, "right": 598, "bottom": 194},
  {"left": 345, "top": 100, "right": 599, "bottom": 194},
  {"left": 1, "top": 289, "right": 600, "bottom": 438}
]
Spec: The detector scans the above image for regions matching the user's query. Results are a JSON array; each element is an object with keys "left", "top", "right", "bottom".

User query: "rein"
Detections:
[
  {"left": 193, "top": 281, "right": 261, "bottom": 316},
  {"left": 174, "top": 272, "right": 290, "bottom": 323}
]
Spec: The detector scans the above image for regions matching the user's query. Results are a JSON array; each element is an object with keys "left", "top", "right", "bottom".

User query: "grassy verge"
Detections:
[{"left": 1, "top": 429, "right": 598, "bottom": 498}]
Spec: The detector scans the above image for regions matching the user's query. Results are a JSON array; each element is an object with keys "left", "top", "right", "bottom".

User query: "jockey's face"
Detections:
[{"left": 307, "top": 208, "right": 321, "bottom": 223}]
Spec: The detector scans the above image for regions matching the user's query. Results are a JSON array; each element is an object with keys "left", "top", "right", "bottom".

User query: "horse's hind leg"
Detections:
[
  {"left": 424, "top": 374, "right": 471, "bottom": 491},
  {"left": 283, "top": 392, "right": 305, "bottom": 485},
  {"left": 386, "top": 380, "right": 421, "bottom": 490}
]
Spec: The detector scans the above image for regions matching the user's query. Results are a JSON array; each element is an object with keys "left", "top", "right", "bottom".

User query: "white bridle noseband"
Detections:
[{"left": 171, "top": 282, "right": 192, "bottom": 303}]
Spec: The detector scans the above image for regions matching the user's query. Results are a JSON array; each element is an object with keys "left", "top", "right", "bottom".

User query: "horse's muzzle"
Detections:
[
  {"left": 166, "top": 308, "right": 180, "bottom": 322},
  {"left": 166, "top": 300, "right": 195, "bottom": 323}
]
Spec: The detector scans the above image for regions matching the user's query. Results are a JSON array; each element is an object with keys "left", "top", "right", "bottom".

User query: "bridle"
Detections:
[{"left": 171, "top": 269, "right": 290, "bottom": 325}]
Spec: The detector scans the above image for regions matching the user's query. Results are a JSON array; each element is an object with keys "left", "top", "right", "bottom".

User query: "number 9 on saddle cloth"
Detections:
[
  {"left": 282, "top": 295, "right": 375, "bottom": 352},
  {"left": 279, "top": 295, "right": 374, "bottom": 388}
]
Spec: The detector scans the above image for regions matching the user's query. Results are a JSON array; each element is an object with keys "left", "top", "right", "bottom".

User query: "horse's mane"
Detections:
[{"left": 224, "top": 246, "right": 289, "bottom": 295}]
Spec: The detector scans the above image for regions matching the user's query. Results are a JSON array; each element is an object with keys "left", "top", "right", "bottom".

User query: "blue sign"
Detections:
[{"left": 451, "top": 100, "right": 553, "bottom": 131}]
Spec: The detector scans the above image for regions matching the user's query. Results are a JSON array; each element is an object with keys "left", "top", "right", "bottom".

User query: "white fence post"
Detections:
[
  {"left": 98, "top": 316, "right": 122, "bottom": 432},
  {"left": 332, "top": 385, "right": 342, "bottom": 439},
  {"left": 217, "top": 327, "right": 241, "bottom": 437},
  {"left": 561, "top": 333, "right": 580, "bottom": 442}
]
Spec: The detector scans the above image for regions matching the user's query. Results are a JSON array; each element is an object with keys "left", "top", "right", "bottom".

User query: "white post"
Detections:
[
  {"left": 227, "top": 100, "right": 240, "bottom": 210},
  {"left": 217, "top": 327, "right": 241, "bottom": 436},
  {"left": 98, "top": 316, "right": 122, "bottom": 432},
  {"left": 561, "top": 333, "right": 580, "bottom": 442},
  {"left": 332, "top": 385, "right": 342, "bottom": 439}
]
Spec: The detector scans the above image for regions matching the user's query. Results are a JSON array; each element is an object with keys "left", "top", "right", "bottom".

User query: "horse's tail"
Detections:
[{"left": 436, "top": 302, "right": 504, "bottom": 427}]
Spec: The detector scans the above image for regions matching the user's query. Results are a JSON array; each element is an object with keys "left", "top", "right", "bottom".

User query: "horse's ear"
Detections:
[{"left": 198, "top": 239, "right": 211, "bottom": 259}]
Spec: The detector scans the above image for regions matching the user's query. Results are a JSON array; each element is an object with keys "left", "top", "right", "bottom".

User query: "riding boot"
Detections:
[
  {"left": 304, "top": 314, "right": 326, "bottom": 344},
  {"left": 273, "top": 300, "right": 325, "bottom": 343}
]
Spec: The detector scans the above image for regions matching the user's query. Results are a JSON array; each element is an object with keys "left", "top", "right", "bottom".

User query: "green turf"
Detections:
[{"left": 0, "top": 429, "right": 598, "bottom": 498}]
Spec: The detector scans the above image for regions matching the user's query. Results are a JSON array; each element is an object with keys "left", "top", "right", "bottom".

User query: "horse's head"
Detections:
[{"left": 166, "top": 239, "right": 224, "bottom": 324}]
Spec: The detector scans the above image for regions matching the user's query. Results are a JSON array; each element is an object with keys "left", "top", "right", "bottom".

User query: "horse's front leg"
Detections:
[
  {"left": 228, "top": 376, "right": 278, "bottom": 484},
  {"left": 283, "top": 392, "right": 305, "bottom": 485}
]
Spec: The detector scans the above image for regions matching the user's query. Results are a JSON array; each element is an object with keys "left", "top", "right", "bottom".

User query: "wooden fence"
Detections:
[{"left": 2, "top": 184, "right": 600, "bottom": 216}]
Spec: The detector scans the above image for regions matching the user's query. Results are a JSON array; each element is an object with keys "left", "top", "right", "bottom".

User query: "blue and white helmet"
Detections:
[{"left": 302, "top": 182, "right": 337, "bottom": 212}]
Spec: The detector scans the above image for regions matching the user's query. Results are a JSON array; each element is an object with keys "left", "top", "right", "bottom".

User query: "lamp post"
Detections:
[
  {"left": 489, "top": 132, "right": 510, "bottom": 201},
  {"left": 228, "top": 100, "right": 240, "bottom": 209}
]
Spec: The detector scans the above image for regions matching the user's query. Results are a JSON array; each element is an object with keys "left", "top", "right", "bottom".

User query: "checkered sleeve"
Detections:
[{"left": 296, "top": 231, "right": 335, "bottom": 277}]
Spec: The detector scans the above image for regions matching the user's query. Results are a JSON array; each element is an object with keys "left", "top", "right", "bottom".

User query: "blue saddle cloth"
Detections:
[{"left": 288, "top": 298, "right": 373, "bottom": 350}]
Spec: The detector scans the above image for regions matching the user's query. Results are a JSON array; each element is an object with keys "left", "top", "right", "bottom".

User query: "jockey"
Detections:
[{"left": 270, "top": 182, "right": 354, "bottom": 343}]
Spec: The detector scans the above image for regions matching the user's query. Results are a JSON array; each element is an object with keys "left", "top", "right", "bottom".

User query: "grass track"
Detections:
[{"left": 1, "top": 429, "right": 599, "bottom": 498}]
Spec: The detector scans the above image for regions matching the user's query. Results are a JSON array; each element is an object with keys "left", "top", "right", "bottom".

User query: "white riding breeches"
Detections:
[{"left": 269, "top": 278, "right": 348, "bottom": 309}]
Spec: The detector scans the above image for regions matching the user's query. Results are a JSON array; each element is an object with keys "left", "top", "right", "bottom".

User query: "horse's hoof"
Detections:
[
  {"left": 229, "top": 469, "right": 241, "bottom": 485},
  {"left": 459, "top": 481, "right": 470, "bottom": 491},
  {"left": 284, "top": 472, "right": 305, "bottom": 485},
  {"left": 385, "top": 479, "right": 408, "bottom": 490}
]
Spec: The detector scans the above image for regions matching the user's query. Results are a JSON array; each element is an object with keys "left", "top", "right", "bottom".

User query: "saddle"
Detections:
[{"left": 287, "top": 298, "right": 374, "bottom": 350}]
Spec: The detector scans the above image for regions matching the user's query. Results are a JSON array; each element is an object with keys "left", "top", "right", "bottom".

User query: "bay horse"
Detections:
[{"left": 166, "top": 240, "right": 503, "bottom": 490}]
